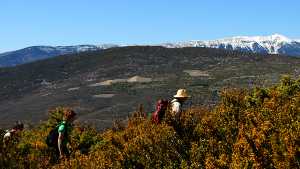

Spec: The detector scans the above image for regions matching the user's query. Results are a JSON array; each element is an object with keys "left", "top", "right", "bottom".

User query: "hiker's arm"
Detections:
[
  {"left": 172, "top": 102, "right": 180, "bottom": 114},
  {"left": 58, "top": 132, "right": 64, "bottom": 157}
]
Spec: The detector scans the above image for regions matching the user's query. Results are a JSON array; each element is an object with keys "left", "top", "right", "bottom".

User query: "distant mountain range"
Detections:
[
  {"left": 162, "top": 34, "right": 300, "bottom": 56},
  {"left": 0, "top": 44, "right": 118, "bottom": 67},
  {"left": 0, "top": 34, "right": 299, "bottom": 67},
  {"left": 1, "top": 46, "right": 300, "bottom": 128}
]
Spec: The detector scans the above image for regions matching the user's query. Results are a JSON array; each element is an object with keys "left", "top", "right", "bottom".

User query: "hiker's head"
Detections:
[
  {"left": 13, "top": 121, "right": 24, "bottom": 131},
  {"left": 156, "top": 99, "right": 168, "bottom": 110},
  {"left": 174, "top": 89, "right": 190, "bottom": 102},
  {"left": 63, "top": 109, "right": 77, "bottom": 122}
]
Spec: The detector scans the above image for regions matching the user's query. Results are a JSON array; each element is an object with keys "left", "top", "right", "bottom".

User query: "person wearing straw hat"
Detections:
[{"left": 171, "top": 89, "right": 190, "bottom": 119}]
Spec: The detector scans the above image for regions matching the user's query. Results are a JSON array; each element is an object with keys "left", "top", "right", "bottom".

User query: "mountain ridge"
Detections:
[
  {"left": 1, "top": 34, "right": 300, "bottom": 67},
  {"left": 161, "top": 34, "right": 300, "bottom": 55},
  {"left": 1, "top": 46, "right": 300, "bottom": 129},
  {"left": 0, "top": 44, "right": 119, "bottom": 67}
]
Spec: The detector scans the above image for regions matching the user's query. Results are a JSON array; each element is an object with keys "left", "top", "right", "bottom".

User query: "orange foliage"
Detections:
[{"left": 1, "top": 76, "right": 299, "bottom": 168}]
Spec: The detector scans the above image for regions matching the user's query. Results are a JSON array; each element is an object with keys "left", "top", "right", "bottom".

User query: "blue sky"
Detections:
[{"left": 0, "top": 0, "right": 299, "bottom": 53}]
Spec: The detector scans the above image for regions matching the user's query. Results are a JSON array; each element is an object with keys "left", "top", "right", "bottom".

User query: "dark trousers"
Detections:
[{"left": 50, "top": 144, "right": 70, "bottom": 163}]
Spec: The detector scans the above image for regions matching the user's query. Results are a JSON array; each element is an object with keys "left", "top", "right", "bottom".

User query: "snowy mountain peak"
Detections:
[
  {"left": 269, "top": 34, "right": 291, "bottom": 42},
  {"left": 161, "top": 34, "right": 299, "bottom": 55},
  {"left": 1, "top": 34, "right": 300, "bottom": 68},
  {"left": 215, "top": 34, "right": 291, "bottom": 43},
  {"left": 0, "top": 44, "right": 119, "bottom": 67}
]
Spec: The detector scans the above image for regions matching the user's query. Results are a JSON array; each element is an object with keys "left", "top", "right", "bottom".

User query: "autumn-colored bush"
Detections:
[{"left": 1, "top": 76, "right": 300, "bottom": 168}]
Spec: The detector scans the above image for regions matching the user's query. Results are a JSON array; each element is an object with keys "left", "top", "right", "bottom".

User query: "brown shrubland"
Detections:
[{"left": 1, "top": 76, "right": 299, "bottom": 168}]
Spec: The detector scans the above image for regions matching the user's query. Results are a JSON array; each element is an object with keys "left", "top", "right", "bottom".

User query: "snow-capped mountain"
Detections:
[
  {"left": 0, "top": 44, "right": 118, "bottom": 67},
  {"left": 1, "top": 34, "right": 299, "bottom": 68},
  {"left": 161, "top": 34, "right": 300, "bottom": 56}
]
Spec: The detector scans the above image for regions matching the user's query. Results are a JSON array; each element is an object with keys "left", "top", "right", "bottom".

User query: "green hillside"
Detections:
[{"left": 0, "top": 46, "right": 300, "bottom": 129}]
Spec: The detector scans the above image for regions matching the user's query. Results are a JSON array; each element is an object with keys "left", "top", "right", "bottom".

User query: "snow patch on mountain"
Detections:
[
  {"left": 161, "top": 34, "right": 300, "bottom": 55},
  {"left": 1, "top": 34, "right": 300, "bottom": 68},
  {"left": 0, "top": 44, "right": 120, "bottom": 67}
]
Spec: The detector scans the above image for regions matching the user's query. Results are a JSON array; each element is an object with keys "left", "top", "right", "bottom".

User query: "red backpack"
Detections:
[{"left": 151, "top": 99, "right": 169, "bottom": 124}]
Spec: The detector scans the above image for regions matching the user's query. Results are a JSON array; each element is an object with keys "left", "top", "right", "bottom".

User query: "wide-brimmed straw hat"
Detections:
[{"left": 174, "top": 89, "right": 190, "bottom": 98}]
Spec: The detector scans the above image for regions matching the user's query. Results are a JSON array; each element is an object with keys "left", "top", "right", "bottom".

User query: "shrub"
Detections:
[{"left": 2, "top": 76, "right": 300, "bottom": 168}]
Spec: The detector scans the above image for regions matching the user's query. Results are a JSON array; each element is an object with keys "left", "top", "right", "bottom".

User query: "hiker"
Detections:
[
  {"left": 3, "top": 121, "right": 24, "bottom": 145},
  {"left": 151, "top": 99, "right": 169, "bottom": 124},
  {"left": 171, "top": 89, "right": 190, "bottom": 120},
  {"left": 56, "top": 109, "right": 76, "bottom": 159}
]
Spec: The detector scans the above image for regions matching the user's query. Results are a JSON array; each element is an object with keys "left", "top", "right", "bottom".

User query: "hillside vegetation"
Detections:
[
  {"left": 1, "top": 46, "right": 300, "bottom": 129},
  {"left": 0, "top": 76, "right": 299, "bottom": 168}
]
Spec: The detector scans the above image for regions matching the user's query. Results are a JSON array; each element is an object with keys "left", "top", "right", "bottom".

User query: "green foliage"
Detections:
[
  {"left": 71, "top": 125, "right": 103, "bottom": 155},
  {"left": 43, "top": 107, "right": 65, "bottom": 128},
  {"left": 1, "top": 76, "right": 300, "bottom": 168}
]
